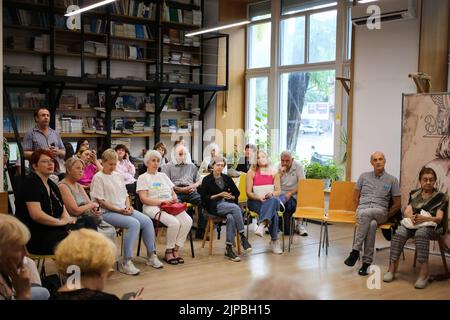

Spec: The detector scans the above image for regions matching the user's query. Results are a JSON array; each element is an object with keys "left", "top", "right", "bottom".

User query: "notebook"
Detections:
[{"left": 253, "top": 184, "right": 274, "bottom": 198}]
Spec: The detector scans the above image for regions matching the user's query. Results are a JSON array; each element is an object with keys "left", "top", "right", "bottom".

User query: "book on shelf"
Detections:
[
  {"left": 59, "top": 94, "right": 78, "bottom": 109},
  {"left": 6, "top": 65, "right": 33, "bottom": 75},
  {"left": 52, "top": 68, "right": 68, "bottom": 76},
  {"left": 115, "top": 97, "right": 124, "bottom": 109},
  {"left": 161, "top": 119, "right": 170, "bottom": 133},
  {"left": 98, "top": 92, "right": 106, "bottom": 109},
  {"left": 178, "top": 118, "right": 193, "bottom": 133},
  {"left": 172, "top": 96, "right": 186, "bottom": 111},
  {"left": 183, "top": 10, "right": 193, "bottom": 25},
  {"left": 193, "top": 10, "right": 202, "bottom": 26},
  {"left": 122, "top": 95, "right": 139, "bottom": 111},
  {"left": 141, "top": 95, "right": 155, "bottom": 113}
]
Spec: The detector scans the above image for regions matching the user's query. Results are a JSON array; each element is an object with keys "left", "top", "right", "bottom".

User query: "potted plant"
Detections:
[{"left": 302, "top": 160, "right": 342, "bottom": 189}]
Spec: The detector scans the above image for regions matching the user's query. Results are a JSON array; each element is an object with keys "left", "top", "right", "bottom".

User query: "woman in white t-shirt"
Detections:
[
  {"left": 90, "top": 149, "right": 163, "bottom": 276},
  {"left": 137, "top": 150, "right": 193, "bottom": 265}
]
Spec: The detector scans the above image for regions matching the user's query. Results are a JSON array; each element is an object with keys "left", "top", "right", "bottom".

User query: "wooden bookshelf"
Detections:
[
  {"left": 3, "top": 24, "right": 50, "bottom": 32},
  {"left": 3, "top": 48, "right": 50, "bottom": 55}
]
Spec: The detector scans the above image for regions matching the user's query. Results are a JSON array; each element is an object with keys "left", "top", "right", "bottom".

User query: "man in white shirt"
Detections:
[{"left": 276, "top": 150, "right": 308, "bottom": 236}]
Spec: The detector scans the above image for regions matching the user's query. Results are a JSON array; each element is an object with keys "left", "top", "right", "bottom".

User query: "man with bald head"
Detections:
[{"left": 344, "top": 151, "right": 401, "bottom": 276}]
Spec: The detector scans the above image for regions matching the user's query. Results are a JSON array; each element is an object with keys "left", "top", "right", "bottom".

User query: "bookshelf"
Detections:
[{"left": 3, "top": 0, "right": 229, "bottom": 162}]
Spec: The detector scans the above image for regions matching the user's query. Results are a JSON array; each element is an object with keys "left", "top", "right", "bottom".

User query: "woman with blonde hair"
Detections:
[
  {"left": 0, "top": 214, "right": 49, "bottom": 300},
  {"left": 90, "top": 149, "right": 162, "bottom": 276},
  {"left": 51, "top": 229, "right": 133, "bottom": 300},
  {"left": 246, "top": 149, "right": 282, "bottom": 254}
]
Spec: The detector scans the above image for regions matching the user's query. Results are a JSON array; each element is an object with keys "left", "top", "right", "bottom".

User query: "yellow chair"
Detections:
[
  {"left": 289, "top": 179, "right": 325, "bottom": 252},
  {"left": 321, "top": 181, "right": 357, "bottom": 256}
]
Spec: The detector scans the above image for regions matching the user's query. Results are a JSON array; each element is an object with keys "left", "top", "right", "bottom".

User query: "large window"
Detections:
[
  {"left": 247, "top": 77, "right": 269, "bottom": 147},
  {"left": 280, "top": 70, "right": 335, "bottom": 161},
  {"left": 308, "top": 10, "right": 337, "bottom": 63},
  {"left": 248, "top": 22, "right": 271, "bottom": 69}
]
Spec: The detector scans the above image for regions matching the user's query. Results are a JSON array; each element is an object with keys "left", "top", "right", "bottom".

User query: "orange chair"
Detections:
[
  {"left": 289, "top": 179, "right": 325, "bottom": 252},
  {"left": 321, "top": 181, "right": 357, "bottom": 256}
]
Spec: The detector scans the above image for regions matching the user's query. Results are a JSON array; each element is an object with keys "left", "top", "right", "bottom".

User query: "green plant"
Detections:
[{"left": 301, "top": 160, "right": 342, "bottom": 181}]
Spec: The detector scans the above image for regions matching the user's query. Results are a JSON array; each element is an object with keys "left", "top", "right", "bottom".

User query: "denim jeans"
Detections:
[
  {"left": 102, "top": 210, "right": 155, "bottom": 259},
  {"left": 247, "top": 197, "right": 280, "bottom": 240},
  {"left": 31, "top": 285, "right": 50, "bottom": 300},
  {"left": 215, "top": 200, "right": 245, "bottom": 245}
]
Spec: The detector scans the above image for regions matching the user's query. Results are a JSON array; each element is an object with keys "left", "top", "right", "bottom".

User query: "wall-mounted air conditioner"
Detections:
[{"left": 352, "top": 0, "right": 418, "bottom": 27}]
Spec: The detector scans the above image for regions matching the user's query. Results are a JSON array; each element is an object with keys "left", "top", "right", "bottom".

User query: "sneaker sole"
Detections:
[{"left": 224, "top": 256, "right": 241, "bottom": 262}]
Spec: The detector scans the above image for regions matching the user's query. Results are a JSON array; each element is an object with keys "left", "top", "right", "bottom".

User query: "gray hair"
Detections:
[
  {"left": 144, "top": 149, "right": 162, "bottom": 166},
  {"left": 280, "top": 150, "right": 295, "bottom": 159},
  {"left": 65, "top": 157, "right": 84, "bottom": 172}
]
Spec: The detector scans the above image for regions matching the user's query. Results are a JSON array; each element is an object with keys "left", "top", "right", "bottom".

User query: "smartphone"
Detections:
[{"left": 121, "top": 287, "right": 144, "bottom": 300}]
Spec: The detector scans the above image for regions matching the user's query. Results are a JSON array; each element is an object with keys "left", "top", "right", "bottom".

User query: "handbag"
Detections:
[
  {"left": 159, "top": 202, "right": 187, "bottom": 216},
  {"left": 400, "top": 210, "right": 437, "bottom": 229}
]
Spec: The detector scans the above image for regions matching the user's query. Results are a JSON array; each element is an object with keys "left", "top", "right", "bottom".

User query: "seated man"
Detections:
[
  {"left": 344, "top": 151, "right": 401, "bottom": 276},
  {"left": 236, "top": 144, "right": 257, "bottom": 173},
  {"left": 162, "top": 145, "right": 205, "bottom": 239},
  {"left": 276, "top": 150, "right": 307, "bottom": 236}
]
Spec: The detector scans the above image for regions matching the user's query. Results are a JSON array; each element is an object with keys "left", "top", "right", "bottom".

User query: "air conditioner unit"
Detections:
[{"left": 351, "top": 0, "right": 418, "bottom": 27}]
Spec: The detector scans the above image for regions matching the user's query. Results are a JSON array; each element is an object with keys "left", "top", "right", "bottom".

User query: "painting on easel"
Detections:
[{"left": 401, "top": 93, "right": 450, "bottom": 214}]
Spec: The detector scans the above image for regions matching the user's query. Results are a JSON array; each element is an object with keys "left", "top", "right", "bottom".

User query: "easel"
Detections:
[{"left": 409, "top": 72, "right": 432, "bottom": 93}]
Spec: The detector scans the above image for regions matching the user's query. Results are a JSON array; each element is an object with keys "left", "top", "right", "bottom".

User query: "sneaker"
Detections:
[
  {"left": 414, "top": 276, "right": 429, "bottom": 289},
  {"left": 383, "top": 272, "right": 395, "bottom": 283},
  {"left": 255, "top": 223, "right": 265, "bottom": 237},
  {"left": 146, "top": 254, "right": 164, "bottom": 269},
  {"left": 225, "top": 246, "right": 241, "bottom": 262},
  {"left": 118, "top": 260, "right": 140, "bottom": 276},
  {"left": 344, "top": 250, "right": 360, "bottom": 267},
  {"left": 270, "top": 240, "right": 282, "bottom": 255},
  {"left": 297, "top": 225, "right": 308, "bottom": 236},
  {"left": 358, "top": 263, "right": 371, "bottom": 276},
  {"left": 240, "top": 235, "right": 252, "bottom": 252}
]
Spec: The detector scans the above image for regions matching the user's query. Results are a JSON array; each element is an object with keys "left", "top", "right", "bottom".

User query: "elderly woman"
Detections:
[
  {"left": 59, "top": 157, "right": 116, "bottom": 241},
  {"left": 246, "top": 149, "right": 282, "bottom": 254},
  {"left": 384, "top": 167, "right": 448, "bottom": 289},
  {"left": 90, "top": 149, "right": 162, "bottom": 276},
  {"left": 76, "top": 146, "right": 103, "bottom": 189},
  {"left": 200, "top": 156, "right": 252, "bottom": 262},
  {"left": 199, "top": 142, "right": 227, "bottom": 175},
  {"left": 51, "top": 229, "right": 131, "bottom": 300},
  {"left": 114, "top": 144, "right": 137, "bottom": 194},
  {"left": 0, "top": 214, "right": 50, "bottom": 300},
  {"left": 15, "top": 149, "right": 76, "bottom": 255},
  {"left": 137, "top": 150, "right": 193, "bottom": 265}
]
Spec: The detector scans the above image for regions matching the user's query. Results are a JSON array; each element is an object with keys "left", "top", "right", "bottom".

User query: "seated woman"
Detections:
[
  {"left": 246, "top": 149, "right": 282, "bottom": 255},
  {"left": 199, "top": 142, "right": 227, "bottom": 175},
  {"left": 0, "top": 214, "right": 50, "bottom": 300},
  {"left": 154, "top": 142, "right": 169, "bottom": 170},
  {"left": 59, "top": 157, "right": 115, "bottom": 241},
  {"left": 15, "top": 149, "right": 77, "bottom": 255},
  {"left": 90, "top": 149, "right": 163, "bottom": 275},
  {"left": 76, "top": 146, "right": 103, "bottom": 190},
  {"left": 137, "top": 150, "right": 193, "bottom": 265},
  {"left": 115, "top": 144, "right": 137, "bottom": 194},
  {"left": 384, "top": 167, "right": 448, "bottom": 289},
  {"left": 51, "top": 229, "right": 137, "bottom": 300},
  {"left": 75, "top": 138, "right": 90, "bottom": 155},
  {"left": 200, "top": 156, "right": 252, "bottom": 262}
]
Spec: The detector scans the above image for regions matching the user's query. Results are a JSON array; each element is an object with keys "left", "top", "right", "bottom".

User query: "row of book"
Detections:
[
  {"left": 110, "top": 22, "right": 153, "bottom": 39},
  {"left": 111, "top": 1, "right": 157, "bottom": 19},
  {"left": 163, "top": 50, "right": 199, "bottom": 65},
  {"left": 3, "top": 115, "right": 35, "bottom": 133},
  {"left": 161, "top": 118, "right": 193, "bottom": 133},
  {"left": 7, "top": 92, "right": 47, "bottom": 109},
  {"left": 4, "top": 8, "right": 50, "bottom": 28},
  {"left": 162, "top": 6, "right": 202, "bottom": 26},
  {"left": 111, "top": 44, "right": 146, "bottom": 60},
  {"left": 163, "top": 29, "right": 200, "bottom": 47}
]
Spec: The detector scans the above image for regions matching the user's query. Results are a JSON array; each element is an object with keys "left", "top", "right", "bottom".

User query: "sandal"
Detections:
[
  {"left": 164, "top": 250, "right": 178, "bottom": 265},
  {"left": 173, "top": 250, "right": 184, "bottom": 264}
]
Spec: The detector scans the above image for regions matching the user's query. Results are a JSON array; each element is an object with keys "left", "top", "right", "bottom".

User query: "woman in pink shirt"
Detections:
[
  {"left": 77, "top": 146, "right": 102, "bottom": 190},
  {"left": 246, "top": 149, "right": 282, "bottom": 254},
  {"left": 115, "top": 144, "right": 137, "bottom": 193}
]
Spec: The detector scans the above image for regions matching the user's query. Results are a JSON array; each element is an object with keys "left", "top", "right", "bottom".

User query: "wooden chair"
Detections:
[
  {"left": 27, "top": 253, "right": 55, "bottom": 279},
  {"left": 289, "top": 179, "right": 325, "bottom": 252},
  {"left": 201, "top": 213, "right": 241, "bottom": 256},
  {"left": 320, "top": 181, "right": 357, "bottom": 256}
]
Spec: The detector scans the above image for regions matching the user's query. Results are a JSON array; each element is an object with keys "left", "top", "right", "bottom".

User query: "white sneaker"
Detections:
[
  {"left": 146, "top": 254, "right": 164, "bottom": 269},
  {"left": 297, "top": 225, "right": 308, "bottom": 236},
  {"left": 118, "top": 260, "right": 140, "bottom": 275},
  {"left": 255, "top": 223, "right": 265, "bottom": 237},
  {"left": 270, "top": 240, "right": 282, "bottom": 254}
]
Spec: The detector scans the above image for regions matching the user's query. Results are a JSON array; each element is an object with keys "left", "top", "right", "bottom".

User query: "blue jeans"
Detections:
[
  {"left": 102, "top": 210, "right": 155, "bottom": 259},
  {"left": 31, "top": 285, "right": 50, "bottom": 300},
  {"left": 247, "top": 197, "right": 280, "bottom": 240},
  {"left": 215, "top": 200, "right": 245, "bottom": 245}
]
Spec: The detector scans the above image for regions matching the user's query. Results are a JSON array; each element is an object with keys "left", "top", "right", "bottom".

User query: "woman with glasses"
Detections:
[{"left": 15, "top": 149, "right": 77, "bottom": 255}]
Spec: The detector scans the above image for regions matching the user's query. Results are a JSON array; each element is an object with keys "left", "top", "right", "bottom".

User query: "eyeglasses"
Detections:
[{"left": 39, "top": 160, "right": 55, "bottom": 165}]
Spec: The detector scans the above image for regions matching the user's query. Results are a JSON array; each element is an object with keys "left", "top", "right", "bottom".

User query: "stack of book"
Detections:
[
  {"left": 59, "top": 95, "right": 78, "bottom": 109},
  {"left": 6, "top": 65, "right": 33, "bottom": 74}
]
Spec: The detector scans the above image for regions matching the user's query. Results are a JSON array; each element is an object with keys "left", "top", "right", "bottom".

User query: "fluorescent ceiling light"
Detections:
[
  {"left": 65, "top": 0, "right": 116, "bottom": 17},
  {"left": 185, "top": 20, "right": 250, "bottom": 37},
  {"left": 357, "top": 0, "right": 378, "bottom": 3}
]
